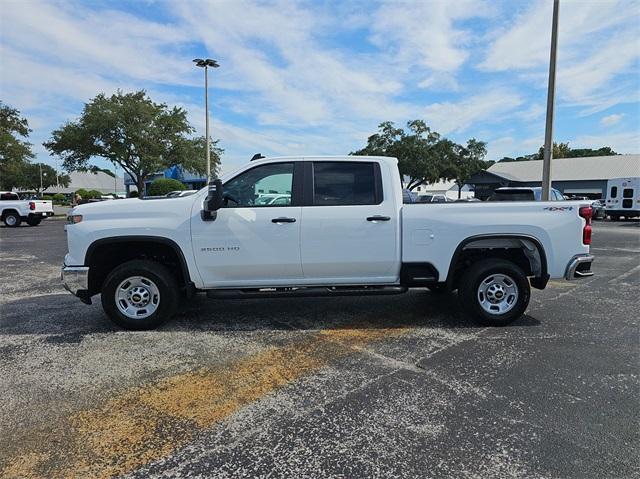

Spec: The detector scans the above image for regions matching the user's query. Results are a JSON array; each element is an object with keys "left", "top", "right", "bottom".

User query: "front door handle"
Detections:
[
  {"left": 367, "top": 215, "right": 391, "bottom": 222},
  {"left": 272, "top": 217, "right": 297, "bottom": 223}
]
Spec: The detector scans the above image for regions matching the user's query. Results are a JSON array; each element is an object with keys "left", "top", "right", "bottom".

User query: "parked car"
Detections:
[
  {"left": 166, "top": 190, "right": 198, "bottom": 198},
  {"left": 62, "top": 156, "right": 594, "bottom": 330},
  {"left": 0, "top": 191, "right": 54, "bottom": 227},
  {"left": 590, "top": 200, "right": 606, "bottom": 220},
  {"left": 488, "top": 187, "right": 565, "bottom": 202},
  {"left": 416, "top": 194, "right": 451, "bottom": 203},
  {"left": 402, "top": 189, "right": 417, "bottom": 204},
  {"left": 255, "top": 194, "right": 291, "bottom": 206}
]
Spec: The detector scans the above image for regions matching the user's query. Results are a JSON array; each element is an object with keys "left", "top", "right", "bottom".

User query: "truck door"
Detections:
[
  {"left": 191, "top": 161, "right": 304, "bottom": 287},
  {"left": 300, "top": 160, "right": 400, "bottom": 284}
]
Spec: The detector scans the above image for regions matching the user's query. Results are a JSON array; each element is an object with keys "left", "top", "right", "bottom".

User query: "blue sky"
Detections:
[{"left": 1, "top": 0, "right": 639, "bottom": 175}]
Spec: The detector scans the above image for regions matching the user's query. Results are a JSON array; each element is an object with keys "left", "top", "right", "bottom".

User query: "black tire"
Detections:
[
  {"left": 26, "top": 217, "right": 42, "bottom": 226},
  {"left": 458, "top": 259, "right": 530, "bottom": 327},
  {"left": 101, "top": 259, "right": 179, "bottom": 330},
  {"left": 3, "top": 211, "right": 21, "bottom": 227},
  {"left": 610, "top": 215, "right": 620, "bottom": 221}
]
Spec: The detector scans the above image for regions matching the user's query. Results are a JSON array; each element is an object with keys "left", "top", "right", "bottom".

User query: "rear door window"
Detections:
[{"left": 312, "top": 162, "right": 381, "bottom": 206}]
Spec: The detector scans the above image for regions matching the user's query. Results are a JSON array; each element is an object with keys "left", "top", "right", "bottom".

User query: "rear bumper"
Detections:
[
  {"left": 61, "top": 265, "right": 91, "bottom": 304},
  {"left": 28, "top": 211, "right": 54, "bottom": 218},
  {"left": 565, "top": 254, "right": 594, "bottom": 280}
]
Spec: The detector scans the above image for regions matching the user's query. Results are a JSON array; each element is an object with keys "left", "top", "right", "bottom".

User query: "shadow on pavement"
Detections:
[{"left": 0, "top": 290, "right": 541, "bottom": 338}]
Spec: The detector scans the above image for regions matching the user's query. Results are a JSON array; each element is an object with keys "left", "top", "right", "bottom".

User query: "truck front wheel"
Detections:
[
  {"left": 458, "top": 259, "right": 530, "bottom": 326},
  {"left": 101, "top": 260, "right": 179, "bottom": 330}
]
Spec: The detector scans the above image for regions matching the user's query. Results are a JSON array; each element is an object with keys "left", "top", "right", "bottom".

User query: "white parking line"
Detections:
[{"left": 608, "top": 264, "right": 640, "bottom": 284}]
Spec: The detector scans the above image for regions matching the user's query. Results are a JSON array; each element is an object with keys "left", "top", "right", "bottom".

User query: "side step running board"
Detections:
[{"left": 206, "top": 285, "right": 407, "bottom": 299}]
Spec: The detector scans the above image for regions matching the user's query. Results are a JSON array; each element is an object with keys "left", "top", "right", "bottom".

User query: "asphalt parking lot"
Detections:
[{"left": 0, "top": 217, "right": 638, "bottom": 479}]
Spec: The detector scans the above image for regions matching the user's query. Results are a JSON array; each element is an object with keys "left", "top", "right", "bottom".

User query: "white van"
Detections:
[{"left": 605, "top": 177, "right": 640, "bottom": 220}]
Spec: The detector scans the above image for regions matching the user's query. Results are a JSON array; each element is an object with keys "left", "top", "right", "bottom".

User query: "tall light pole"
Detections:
[
  {"left": 193, "top": 58, "right": 219, "bottom": 183},
  {"left": 542, "top": 0, "right": 560, "bottom": 201}
]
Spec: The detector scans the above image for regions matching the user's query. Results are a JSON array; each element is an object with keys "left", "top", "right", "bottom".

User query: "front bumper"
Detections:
[
  {"left": 61, "top": 265, "right": 91, "bottom": 304},
  {"left": 565, "top": 254, "right": 595, "bottom": 280}
]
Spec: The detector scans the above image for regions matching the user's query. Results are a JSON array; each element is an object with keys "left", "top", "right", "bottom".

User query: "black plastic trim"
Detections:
[
  {"left": 446, "top": 234, "right": 549, "bottom": 291},
  {"left": 206, "top": 285, "right": 407, "bottom": 299},
  {"left": 400, "top": 262, "right": 439, "bottom": 286},
  {"left": 84, "top": 236, "right": 193, "bottom": 287}
]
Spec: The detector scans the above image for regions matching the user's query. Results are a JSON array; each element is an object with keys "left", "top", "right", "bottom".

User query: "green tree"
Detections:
[
  {"left": 440, "top": 138, "right": 488, "bottom": 198},
  {"left": 352, "top": 120, "right": 445, "bottom": 190},
  {"left": 148, "top": 178, "right": 186, "bottom": 196},
  {"left": 0, "top": 102, "right": 35, "bottom": 190},
  {"left": 499, "top": 143, "right": 618, "bottom": 163},
  {"left": 17, "top": 162, "right": 70, "bottom": 194},
  {"left": 44, "top": 90, "right": 222, "bottom": 194},
  {"left": 536, "top": 142, "right": 571, "bottom": 160}
]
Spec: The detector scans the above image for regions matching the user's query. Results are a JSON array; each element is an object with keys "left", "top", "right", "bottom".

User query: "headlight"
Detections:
[{"left": 67, "top": 214, "right": 83, "bottom": 224}]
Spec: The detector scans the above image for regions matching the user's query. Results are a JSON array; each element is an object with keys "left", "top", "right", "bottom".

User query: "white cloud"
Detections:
[
  {"left": 572, "top": 131, "right": 640, "bottom": 154},
  {"left": 600, "top": 113, "right": 625, "bottom": 127},
  {"left": 370, "top": 0, "right": 492, "bottom": 89},
  {"left": 422, "top": 89, "right": 524, "bottom": 134},
  {"left": 0, "top": 1, "right": 194, "bottom": 87},
  {"left": 480, "top": 0, "right": 640, "bottom": 113},
  {"left": 481, "top": 0, "right": 637, "bottom": 71}
]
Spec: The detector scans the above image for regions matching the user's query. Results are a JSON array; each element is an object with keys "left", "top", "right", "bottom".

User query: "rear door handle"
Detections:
[
  {"left": 272, "top": 217, "right": 297, "bottom": 223},
  {"left": 366, "top": 215, "right": 391, "bottom": 222}
]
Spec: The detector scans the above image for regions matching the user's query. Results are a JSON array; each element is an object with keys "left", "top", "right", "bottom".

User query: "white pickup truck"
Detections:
[
  {"left": 1, "top": 192, "right": 54, "bottom": 227},
  {"left": 62, "top": 156, "right": 594, "bottom": 330}
]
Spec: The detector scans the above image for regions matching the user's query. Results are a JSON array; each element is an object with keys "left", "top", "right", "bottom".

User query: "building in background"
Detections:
[
  {"left": 468, "top": 155, "right": 639, "bottom": 200},
  {"left": 45, "top": 171, "right": 125, "bottom": 196},
  {"left": 124, "top": 166, "right": 206, "bottom": 196}
]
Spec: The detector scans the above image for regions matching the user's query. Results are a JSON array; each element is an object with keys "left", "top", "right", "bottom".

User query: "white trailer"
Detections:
[{"left": 605, "top": 177, "right": 640, "bottom": 220}]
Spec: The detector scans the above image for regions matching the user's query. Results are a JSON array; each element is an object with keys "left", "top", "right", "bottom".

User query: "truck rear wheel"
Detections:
[
  {"left": 101, "top": 259, "right": 179, "bottom": 330},
  {"left": 3, "top": 211, "right": 21, "bottom": 227},
  {"left": 26, "top": 217, "right": 42, "bottom": 226},
  {"left": 458, "top": 259, "right": 530, "bottom": 326}
]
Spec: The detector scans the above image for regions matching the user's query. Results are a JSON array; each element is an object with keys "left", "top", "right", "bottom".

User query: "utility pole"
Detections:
[
  {"left": 542, "top": 0, "right": 560, "bottom": 201},
  {"left": 39, "top": 163, "right": 43, "bottom": 195},
  {"left": 193, "top": 58, "right": 220, "bottom": 183}
]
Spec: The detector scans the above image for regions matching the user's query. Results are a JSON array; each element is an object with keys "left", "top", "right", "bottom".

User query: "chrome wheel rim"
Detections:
[
  {"left": 477, "top": 273, "right": 518, "bottom": 315},
  {"left": 115, "top": 276, "right": 160, "bottom": 319},
  {"left": 6, "top": 215, "right": 17, "bottom": 226}
]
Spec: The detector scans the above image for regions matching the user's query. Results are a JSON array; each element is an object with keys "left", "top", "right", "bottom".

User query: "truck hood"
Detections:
[{"left": 72, "top": 195, "right": 201, "bottom": 222}]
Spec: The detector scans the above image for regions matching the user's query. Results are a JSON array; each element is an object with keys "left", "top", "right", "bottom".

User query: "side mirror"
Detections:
[{"left": 202, "top": 178, "right": 223, "bottom": 221}]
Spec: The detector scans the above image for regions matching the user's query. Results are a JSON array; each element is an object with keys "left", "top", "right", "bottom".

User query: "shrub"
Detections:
[
  {"left": 52, "top": 193, "right": 66, "bottom": 204},
  {"left": 128, "top": 190, "right": 139, "bottom": 198},
  {"left": 75, "top": 188, "right": 89, "bottom": 199},
  {"left": 86, "top": 190, "right": 103, "bottom": 199},
  {"left": 42, "top": 195, "right": 53, "bottom": 201},
  {"left": 148, "top": 178, "right": 186, "bottom": 196}
]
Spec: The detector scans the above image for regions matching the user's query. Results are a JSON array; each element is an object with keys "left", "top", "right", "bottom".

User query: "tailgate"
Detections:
[{"left": 31, "top": 200, "right": 54, "bottom": 213}]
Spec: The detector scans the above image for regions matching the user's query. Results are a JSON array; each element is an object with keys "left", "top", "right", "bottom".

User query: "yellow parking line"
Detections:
[{"left": 2, "top": 325, "right": 408, "bottom": 479}]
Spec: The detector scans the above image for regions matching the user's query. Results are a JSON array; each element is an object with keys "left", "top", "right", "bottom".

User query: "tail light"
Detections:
[
  {"left": 29, "top": 201, "right": 35, "bottom": 211},
  {"left": 579, "top": 206, "right": 592, "bottom": 245}
]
